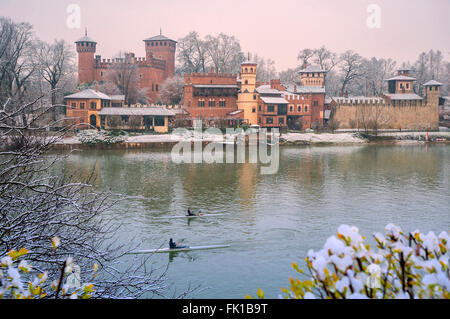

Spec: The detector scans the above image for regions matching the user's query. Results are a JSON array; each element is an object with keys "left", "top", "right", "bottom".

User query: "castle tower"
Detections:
[
  {"left": 75, "top": 29, "right": 97, "bottom": 84},
  {"left": 386, "top": 69, "right": 416, "bottom": 94},
  {"left": 299, "top": 65, "right": 326, "bottom": 87},
  {"left": 143, "top": 31, "right": 177, "bottom": 79},
  {"left": 237, "top": 61, "right": 258, "bottom": 125},
  {"left": 424, "top": 80, "right": 442, "bottom": 105}
]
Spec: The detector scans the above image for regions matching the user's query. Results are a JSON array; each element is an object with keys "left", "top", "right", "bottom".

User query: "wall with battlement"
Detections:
[{"left": 331, "top": 97, "right": 439, "bottom": 130}]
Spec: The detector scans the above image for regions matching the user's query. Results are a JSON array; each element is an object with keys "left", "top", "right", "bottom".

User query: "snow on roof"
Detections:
[
  {"left": 386, "top": 75, "right": 416, "bottom": 81},
  {"left": 423, "top": 80, "right": 442, "bottom": 86},
  {"left": 65, "top": 89, "right": 111, "bottom": 100},
  {"left": 256, "top": 85, "right": 282, "bottom": 95},
  {"left": 228, "top": 109, "right": 244, "bottom": 115},
  {"left": 299, "top": 65, "right": 326, "bottom": 73},
  {"left": 143, "top": 34, "right": 176, "bottom": 42},
  {"left": 75, "top": 36, "right": 96, "bottom": 43},
  {"left": 193, "top": 84, "right": 238, "bottom": 89},
  {"left": 109, "top": 95, "right": 125, "bottom": 101},
  {"left": 332, "top": 96, "right": 385, "bottom": 103},
  {"left": 97, "top": 107, "right": 176, "bottom": 116},
  {"left": 260, "top": 96, "right": 288, "bottom": 104},
  {"left": 384, "top": 93, "right": 423, "bottom": 100}
]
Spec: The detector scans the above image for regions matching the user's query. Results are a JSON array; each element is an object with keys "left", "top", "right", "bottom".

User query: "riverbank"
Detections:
[{"left": 52, "top": 131, "right": 450, "bottom": 150}]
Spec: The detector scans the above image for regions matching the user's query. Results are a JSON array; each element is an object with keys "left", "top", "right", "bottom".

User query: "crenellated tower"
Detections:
[
  {"left": 143, "top": 31, "right": 177, "bottom": 79},
  {"left": 75, "top": 29, "right": 97, "bottom": 84}
]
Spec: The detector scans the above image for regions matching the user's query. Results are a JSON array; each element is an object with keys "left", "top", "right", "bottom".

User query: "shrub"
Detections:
[
  {"left": 247, "top": 224, "right": 449, "bottom": 299},
  {"left": 77, "top": 130, "right": 128, "bottom": 145}
]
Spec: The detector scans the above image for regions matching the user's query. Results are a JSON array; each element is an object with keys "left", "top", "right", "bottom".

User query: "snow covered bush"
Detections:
[
  {"left": 248, "top": 224, "right": 449, "bottom": 299},
  {"left": 0, "top": 240, "right": 95, "bottom": 299},
  {"left": 77, "top": 130, "right": 128, "bottom": 145}
]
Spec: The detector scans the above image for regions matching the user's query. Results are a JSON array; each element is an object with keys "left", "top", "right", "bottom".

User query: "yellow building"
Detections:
[{"left": 237, "top": 61, "right": 258, "bottom": 125}]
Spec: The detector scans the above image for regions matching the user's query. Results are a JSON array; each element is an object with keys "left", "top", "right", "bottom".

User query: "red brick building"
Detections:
[
  {"left": 75, "top": 31, "right": 176, "bottom": 103},
  {"left": 183, "top": 68, "right": 243, "bottom": 126}
]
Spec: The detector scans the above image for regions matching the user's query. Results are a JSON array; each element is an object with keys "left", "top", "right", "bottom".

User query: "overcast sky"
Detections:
[{"left": 1, "top": 0, "right": 449, "bottom": 70}]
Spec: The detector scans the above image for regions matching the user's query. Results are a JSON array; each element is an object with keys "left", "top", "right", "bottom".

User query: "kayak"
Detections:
[
  {"left": 127, "top": 244, "right": 231, "bottom": 254},
  {"left": 156, "top": 213, "right": 229, "bottom": 219}
]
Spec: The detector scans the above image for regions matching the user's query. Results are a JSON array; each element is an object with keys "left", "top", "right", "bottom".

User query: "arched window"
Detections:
[
  {"left": 250, "top": 68, "right": 253, "bottom": 72},
  {"left": 245, "top": 68, "right": 248, "bottom": 73},
  {"left": 245, "top": 80, "right": 248, "bottom": 85}
]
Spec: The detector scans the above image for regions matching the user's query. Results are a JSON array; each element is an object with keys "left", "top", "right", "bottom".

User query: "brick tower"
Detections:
[
  {"left": 143, "top": 30, "right": 177, "bottom": 78},
  {"left": 75, "top": 29, "right": 96, "bottom": 84},
  {"left": 237, "top": 61, "right": 258, "bottom": 125}
]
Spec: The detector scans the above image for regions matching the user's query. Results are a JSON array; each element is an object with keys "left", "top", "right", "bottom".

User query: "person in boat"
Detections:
[
  {"left": 186, "top": 208, "right": 196, "bottom": 216},
  {"left": 169, "top": 238, "right": 188, "bottom": 249}
]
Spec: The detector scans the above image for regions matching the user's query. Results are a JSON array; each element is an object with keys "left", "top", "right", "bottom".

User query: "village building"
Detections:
[
  {"left": 236, "top": 63, "right": 326, "bottom": 130},
  {"left": 65, "top": 88, "right": 174, "bottom": 132},
  {"left": 182, "top": 68, "right": 244, "bottom": 127},
  {"left": 330, "top": 69, "right": 441, "bottom": 130},
  {"left": 75, "top": 30, "right": 176, "bottom": 103}
]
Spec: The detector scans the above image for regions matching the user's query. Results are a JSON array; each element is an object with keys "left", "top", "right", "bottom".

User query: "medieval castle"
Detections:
[{"left": 75, "top": 30, "right": 176, "bottom": 103}]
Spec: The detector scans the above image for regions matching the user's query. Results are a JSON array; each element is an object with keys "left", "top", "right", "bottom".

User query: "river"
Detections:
[{"left": 59, "top": 143, "right": 450, "bottom": 298}]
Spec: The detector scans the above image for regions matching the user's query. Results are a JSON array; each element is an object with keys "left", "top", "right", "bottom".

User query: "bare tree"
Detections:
[
  {"left": 297, "top": 49, "right": 314, "bottom": 68},
  {"left": 176, "top": 31, "right": 210, "bottom": 74},
  {"left": 159, "top": 75, "right": 184, "bottom": 105},
  {"left": 204, "top": 33, "right": 245, "bottom": 74},
  {"left": 35, "top": 39, "right": 76, "bottom": 120},
  {"left": 339, "top": 50, "right": 363, "bottom": 95},
  {"left": 313, "top": 46, "right": 339, "bottom": 72},
  {"left": 0, "top": 17, "right": 36, "bottom": 126}
]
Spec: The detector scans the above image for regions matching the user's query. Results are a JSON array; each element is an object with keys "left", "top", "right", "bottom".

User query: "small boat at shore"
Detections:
[
  {"left": 156, "top": 213, "right": 229, "bottom": 219},
  {"left": 127, "top": 244, "right": 231, "bottom": 254}
]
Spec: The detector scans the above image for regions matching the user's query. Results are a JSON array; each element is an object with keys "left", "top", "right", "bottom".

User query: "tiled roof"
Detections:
[
  {"left": 109, "top": 95, "right": 125, "bottom": 101},
  {"left": 65, "top": 89, "right": 111, "bottom": 100},
  {"left": 97, "top": 107, "right": 176, "bottom": 116}
]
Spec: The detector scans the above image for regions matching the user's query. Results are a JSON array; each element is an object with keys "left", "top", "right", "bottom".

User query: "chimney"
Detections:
[
  {"left": 302, "top": 62, "right": 307, "bottom": 70},
  {"left": 210, "top": 66, "right": 215, "bottom": 74},
  {"left": 294, "top": 84, "right": 297, "bottom": 93},
  {"left": 94, "top": 83, "right": 99, "bottom": 92},
  {"left": 339, "top": 91, "right": 343, "bottom": 97},
  {"left": 344, "top": 90, "right": 348, "bottom": 98}
]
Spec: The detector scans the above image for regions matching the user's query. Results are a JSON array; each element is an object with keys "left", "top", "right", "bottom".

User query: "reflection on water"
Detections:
[{"left": 58, "top": 144, "right": 450, "bottom": 298}]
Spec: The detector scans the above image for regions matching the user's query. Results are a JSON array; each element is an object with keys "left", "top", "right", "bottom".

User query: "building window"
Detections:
[
  {"left": 80, "top": 103, "right": 85, "bottom": 109},
  {"left": 245, "top": 80, "right": 248, "bottom": 85},
  {"left": 121, "top": 115, "right": 129, "bottom": 124},
  {"left": 298, "top": 106, "right": 301, "bottom": 112},
  {"left": 198, "top": 99, "right": 205, "bottom": 107},
  {"left": 155, "top": 116, "right": 165, "bottom": 126},
  {"left": 305, "top": 106, "right": 308, "bottom": 112},
  {"left": 100, "top": 72, "right": 103, "bottom": 77},
  {"left": 267, "top": 105, "right": 275, "bottom": 113},
  {"left": 71, "top": 102, "right": 76, "bottom": 109},
  {"left": 279, "top": 117, "right": 284, "bottom": 124},
  {"left": 253, "top": 95, "right": 257, "bottom": 100},
  {"left": 266, "top": 117, "right": 273, "bottom": 124},
  {"left": 152, "top": 84, "right": 154, "bottom": 91},
  {"left": 258, "top": 105, "right": 261, "bottom": 111},
  {"left": 314, "top": 100, "right": 318, "bottom": 107},
  {"left": 250, "top": 68, "right": 253, "bottom": 72},
  {"left": 252, "top": 107, "right": 256, "bottom": 113},
  {"left": 406, "top": 83, "right": 409, "bottom": 89},
  {"left": 289, "top": 106, "right": 293, "bottom": 112},
  {"left": 155, "top": 84, "right": 159, "bottom": 91},
  {"left": 219, "top": 100, "right": 226, "bottom": 107},
  {"left": 151, "top": 42, "right": 154, "bottom": 46},
  {"left": 90, "top": 102, "right": 97, "bottom": 109},
  {"left": 208, "top": 100, "right": 215, "bottom": 107}
]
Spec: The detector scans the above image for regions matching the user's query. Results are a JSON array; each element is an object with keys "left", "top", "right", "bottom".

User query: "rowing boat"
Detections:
[
  {"left": 155, "top": 213, "right": 229, "bottom": 220},
  {"left": 127, "top": 244, "right": 230, "bottom": 254}
]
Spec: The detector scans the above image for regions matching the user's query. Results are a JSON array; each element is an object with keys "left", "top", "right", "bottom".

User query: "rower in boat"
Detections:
[
  {"left": 169, "top": 238, "right": 188, "bottom": 249},
  {"left": 186, "top": 208, "right": 195, "bottom": 216}
]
